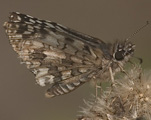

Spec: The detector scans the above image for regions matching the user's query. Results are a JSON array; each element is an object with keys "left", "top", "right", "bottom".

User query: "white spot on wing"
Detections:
[
  {"left": 34, "top": 25, "right": 41, "bottom": 29},
  {"left": 36, "top": 75, "right": 54, "bottom": 86},
  {"left": 44, "top": 35, "right": 59, "bottom": 46},
  {"left": 37, "top": 77, "right": 46, "bottom": 86},
  {"left": 73, "top": 81, "right": 80, "bottom": 86},
  {"left": 36, "top": 20, "right": 42, "bottom": 24},
  {"left": 15, "top": 12, "right": 20, "bottom": 14},
  {"left": 56, "top": 89, "right": 64, "bottom": 95},
  {"left": 17, "top": 15, "right": 21, "bottom": 21},
  {"left": 26, "top": 14, "right": 34, "bottom": 18},
  {"left": 36, "top": 70, "right": 48, "bottom": 78},
  {"left": 44, "top": 22, "right": 55, "bottom": 28},
  {"left": 13, "top": 34, "right": 22, "bottom": 38},
  {"left": 27, "top": 25, "right": 34, "bottom": 29},
  {"left": 66, "top": 84, "right": 74, "bottom": 90},
  {"left": 46, "top": 75, "right": 55, "bottom": 84},
  {"left": 29, "top": 18, "right": 36, "bottom": 23},
  {"left": 79, "top": 68, "right": 88, "bottom": 73},
  {"left": 32, "top": 41, "right": 44, "bottom": 48},
  {"left": 59, "top": 84, "right": 69, "bottom": 93},
  {"left": 61, "top": 70, "right": 71, "bottom": 79},
  {"left": 44, "top": 50, "right": 66, "bottom": 59},
  {"left": 23, "top": 31, "right": 32, "bottom": 34}
]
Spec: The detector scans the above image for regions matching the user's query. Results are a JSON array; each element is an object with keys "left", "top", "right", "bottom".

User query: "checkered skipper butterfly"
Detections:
[{"left": 4, "top": 12, "right": 136, "bottom": 98}]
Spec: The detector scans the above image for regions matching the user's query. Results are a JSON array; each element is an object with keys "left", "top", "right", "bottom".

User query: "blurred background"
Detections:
[{"left": 0, "top": 0, "right": 151, "bottom": 120}]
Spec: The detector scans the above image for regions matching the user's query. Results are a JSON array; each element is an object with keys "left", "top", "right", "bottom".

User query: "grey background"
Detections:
[{"left": 0, "top": 0, "right": 151, "bottom": 120}]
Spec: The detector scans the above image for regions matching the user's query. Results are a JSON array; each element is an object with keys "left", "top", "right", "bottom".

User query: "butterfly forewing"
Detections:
[{"left": 4, "top": 12, "right": 109, "bottom": 98}]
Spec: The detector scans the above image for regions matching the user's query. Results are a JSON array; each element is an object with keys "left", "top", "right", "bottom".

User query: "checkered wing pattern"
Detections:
[{"left": 4, "top": 12, "right": 111, "bottom": 98}]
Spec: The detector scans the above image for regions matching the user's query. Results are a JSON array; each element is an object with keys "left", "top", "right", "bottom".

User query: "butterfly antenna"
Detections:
[{"left": 126, "top": 21, "right": 149, "bottom": 41}]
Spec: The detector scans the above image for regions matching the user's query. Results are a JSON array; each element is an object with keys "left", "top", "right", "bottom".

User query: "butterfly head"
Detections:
[{"left": 113, "top": 41, "right": 135, "bottom": 62}]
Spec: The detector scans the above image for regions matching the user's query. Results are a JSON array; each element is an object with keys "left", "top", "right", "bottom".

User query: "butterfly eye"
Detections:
[{"left": 114, "top": 50, "right": 125, "bottom": 61}]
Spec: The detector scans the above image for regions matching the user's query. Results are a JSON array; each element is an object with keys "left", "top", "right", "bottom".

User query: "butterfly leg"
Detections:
[
  {"left": 117, "top": 64, "right": 132, "bottom": 80},
  {"left": 95, "top": 81, "right": 101, "bottom": 99},
  {"left": 108, "top": 67, "right": 117, "bottom": 97},
  {"left": 109, "top": 67, "right": 115, "bottom": 83}
]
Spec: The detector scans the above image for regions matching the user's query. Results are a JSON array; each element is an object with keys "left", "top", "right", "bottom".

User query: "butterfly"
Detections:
[{"left": 3, "top": 12, "right": 135, "bottom": 98}]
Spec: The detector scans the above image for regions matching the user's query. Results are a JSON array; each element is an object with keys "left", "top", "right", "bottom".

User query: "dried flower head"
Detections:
[{"left": 77, "top": 66, "right": 151, "bottom": 120}]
